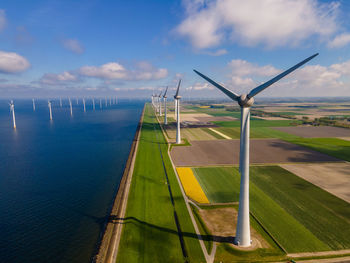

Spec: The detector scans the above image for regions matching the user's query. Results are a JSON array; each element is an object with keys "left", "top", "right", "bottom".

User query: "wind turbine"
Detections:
[
  {"left": 69, "top": 97, "right": 73, "bottom": 116},
  {"left": 32, "top": 98, "right": 36, "bottom": 112},
  {"left": 76, "top": 98, "right": 79, "bottom": 105},
  {"left": 163, "top": 86, "right": 168, "bottom": 125},
  {"left": 105, "top": 97, "right": 107, "bottom": 107},
  {"left": 83, "top": 98, "right": 86, "bottom": 112},
  {"left": 158, "top": 91, "right": 163, "bottom": 116},
  {"left": 60, "top": 97, "right": 62, "bottom": 107},
  {"left": 9, "top": 100, "right": 16, "bottom": 129},
  {"left": 193, "top": 53, "right": 318, "bottom": 247},
  {"left": 92, "top": 97, "right": 95, "bottom": 111},
  {"left": 99, "top": 98, "right": 102, "bottom": 109},
  {"left": 174, "top": 80, "right": 181, "bottom": 144},
  {"left": 48, "top": 100, "right": 53, "bottom": 120}
]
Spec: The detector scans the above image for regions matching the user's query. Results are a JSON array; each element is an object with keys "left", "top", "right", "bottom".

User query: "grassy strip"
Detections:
[
  {"left": 286, "top": 137, "right": 350, "bottom": 162},
  {"left": 117, "top": 104, "right": 204, "bottom": 263},
  {"left": 193, "top": 167, "right": 329, "bottom": 253},
  {"left": 189, "top": 203, "right": 213, "bottom": 253},
  {"left": 202, "top": 128, "right": 226, "bottom": 139},
  {"left": 250, "top": 166, "right": 350, "bottom": 250}
]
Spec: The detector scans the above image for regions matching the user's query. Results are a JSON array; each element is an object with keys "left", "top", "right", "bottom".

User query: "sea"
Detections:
[{"left": 0, "top": 98, "right": 144, "bottom": 263}]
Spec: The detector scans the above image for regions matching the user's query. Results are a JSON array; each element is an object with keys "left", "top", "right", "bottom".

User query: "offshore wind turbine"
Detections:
[
  {"left": 92, "top": 98, "right": 95, "bottom": 111},
  {"left": 48, "top": 100, "right": 53, "bottom": 120},
  {"left": 69, "top": 98, "right": 73, "bottom": 116},
  {"left": 193, "top": 53, "right": 318, "bottom": 247},
  {"left": 60, "top": 97, "right": 62, "bottom": 107},
  {"left": 99, "top": 98, "right": 102, "bottom": 109},
  {"left": 83, "top": 98, "right": 86, "bottom": 112},
  {"left": 32, "top": 98, "right": 36, "bottom": 112},
  {"left": 174, "top": 80, "right": 181, "bottom": 144},
  {"left": 105, "top": 97, "right": 107, "bottom": 107},
  {"left": 9, "top": 100, "right": 16, "bottom": 129},
  {"left": 163, "top": 86, "right": 168, "bottom": 125}
]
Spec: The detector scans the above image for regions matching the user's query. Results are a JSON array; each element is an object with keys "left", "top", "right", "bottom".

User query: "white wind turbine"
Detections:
[
  {"left": 174, "top": 80, "right": 181, "bottom": 144},
  {"left": 105, "top": 97, "right": 107, "bottom": 107},
  {"left": 69, "top": 98, "right": 73, "bottom": 116},
  {"left": 194, "top": 53, "right": 318, "bottom": 247},
  {"left": 48, "top": 100, "right": 53, "bottom": 120},
  {"left": 83, "top": 98, "right": 86, "bottom": 112},
  {"left": 99, "top": 98, "right": 102, "bottom": 109},
  {"left": 60, "top": 97, "right": 62, "bottom": 107},
  {"left": 158, "top": 91, "right": 163, "bottom": 116},
  {"left": 32, "top": 98, "right": 36, "bottom": 112},
  {"left": 163, "top": 86, "right": 168, "bottom": 125},
  {"left": 9, "top": 100, "right": 16, "bottom": 129},
  {"left": 92, "top": 97, "right": 95, "bottom": 111}
]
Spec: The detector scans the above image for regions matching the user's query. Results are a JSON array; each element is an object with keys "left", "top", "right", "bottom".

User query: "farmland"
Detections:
[{"left": 192, "top": 166, "right": 350, "bottom": 252}]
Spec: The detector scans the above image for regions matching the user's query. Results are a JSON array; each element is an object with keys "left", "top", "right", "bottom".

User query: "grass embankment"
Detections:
[
  {"left": 192, "top": 166, "right": 350, "bottom": 253},
  {"left": 117, "top": 104, "right": 204, "bottom": 263}
]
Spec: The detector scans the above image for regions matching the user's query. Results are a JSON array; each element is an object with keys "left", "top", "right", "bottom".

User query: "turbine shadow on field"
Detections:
[{"left": 114, "top": 216, "right": 235, "bottom": 244}]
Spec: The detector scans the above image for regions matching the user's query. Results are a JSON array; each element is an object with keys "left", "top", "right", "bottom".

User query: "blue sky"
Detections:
[{"left": 1, "top": 0, "right": 350, "bottom": 98}]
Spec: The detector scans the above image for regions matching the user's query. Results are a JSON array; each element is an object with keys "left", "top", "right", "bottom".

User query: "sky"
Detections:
[{"left": 1, "top": 0, "right": 350, "bottom": 98}]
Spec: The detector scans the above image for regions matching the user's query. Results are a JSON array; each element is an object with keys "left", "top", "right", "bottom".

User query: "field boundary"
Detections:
[{"left": 94, "top": 105, "right": 145, "bottom": 263}]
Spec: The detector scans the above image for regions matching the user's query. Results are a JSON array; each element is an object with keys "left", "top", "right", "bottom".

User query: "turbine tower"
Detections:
[
  {"left": 163, "top": 86, "right": 168, "bottom": 125},
  {"left": 105, "top": 97, "right": 107, "bottom": 107},
  {"left": 194, "top": 53, "right": 318, "bottom": 247},
  {"left": 32, "top": 98, "right": 36, "bottom": 112},
  {"left": 60, "top": 97, "right": 62, "bottom": 107},
  {"left": 83, "top": 98, "right": 86, "bottom": 112},
  {"left": 99, "top": 98, "right": 102, "bottom": 109},
  {"left": 69, "top": 98, "right": 73, "bottom": 116},
  {"left": 48, "top": 100, "right": 53, "bottom": 120},
  {"left": 174, "top": 80, "right": 181, "bottom": 144},
  {"left": 158, "top": 91, "right": 163, "bottom": 116},
  {"left": 92, "top": 98, "right": 95, "bottom": 111},
  {"left": 9, "top": 100, "right": 16, "bottom": 129}
]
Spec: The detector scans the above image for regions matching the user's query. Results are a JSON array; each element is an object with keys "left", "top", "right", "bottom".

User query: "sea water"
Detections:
[{"left": 0, "top": 99, "right": 144, "bottom": 263}]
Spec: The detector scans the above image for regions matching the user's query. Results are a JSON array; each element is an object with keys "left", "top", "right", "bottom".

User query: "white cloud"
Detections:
[
  {"left": 328, "top": 33, "right": 350, "bottom": 48},
  {"left": 40, "top": 71, "right": 78, "bottom": 85},
  {"left": 228, "top": 59, "right": 280, "bottom": 77},
  {"left": 0, "top": 10, "right": 6, "bottom": 32},
  {"left": 186, "top": 82, "right": 213, "bottom": 90},
  {"left": 0, "top": 51, "right": 30, "bottom": 73},
  {"left": 62, "top": 38, "right": 84, "bottom": 54},
  {"left": 202, "top": 49, "right": 228, "bottom": 56},
  {"left": 176, "top": 0, "right": 340, "bottom": 49},
  {"left": 79, "top": 61, "right": 168, "bottom": 80}
]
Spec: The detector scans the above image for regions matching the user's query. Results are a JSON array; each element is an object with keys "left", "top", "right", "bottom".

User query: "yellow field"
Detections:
[{"left": 176, "top": 167, "right": 209, "bottom": 203}]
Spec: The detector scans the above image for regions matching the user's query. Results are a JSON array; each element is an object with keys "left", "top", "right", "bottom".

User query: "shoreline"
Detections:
[{"left": 93, "top": 104, "right": 145, "bottom": 263}]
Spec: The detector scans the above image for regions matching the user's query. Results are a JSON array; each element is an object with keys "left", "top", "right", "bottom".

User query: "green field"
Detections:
[
  {"left": 117, "top": 105, "right": 205, "bottom": 263},
  {"left": 193, "top": 166, "right": 350, "bottom": 253},
  {"left": 213, "top": 119, "right": 301, "bottom": 128},
  {"left": 287, "top": 137, "right": 350, "bottom": 162}
]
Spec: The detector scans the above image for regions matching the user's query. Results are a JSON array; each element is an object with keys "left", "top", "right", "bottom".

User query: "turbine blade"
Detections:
[
  {"left": 248, "top": 53, "right": 318, "bottom": 98},
  {"left": 163, "top": 86, "right": 168, "bottom": 97},
  {"left": 193, "top": 69, "right": 239, "bottom": 101},
  {"left": 175, "top": 79, "right": 181, "bottom": 97}
]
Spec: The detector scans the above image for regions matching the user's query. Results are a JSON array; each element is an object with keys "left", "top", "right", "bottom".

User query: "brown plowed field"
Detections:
[
  {"left": 170, "top": 139, "right": 340, "bottom": 166},
  {"left": 273, "top": 126, "right": 350, "bottom": 138},
  {"left": 280, "top": 163, "right": 350, "bottom": 203}
]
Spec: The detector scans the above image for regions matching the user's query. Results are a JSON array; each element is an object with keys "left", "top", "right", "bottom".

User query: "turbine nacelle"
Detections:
[{"left": 238, "top": 94, "right": 254, "bottom": 108}]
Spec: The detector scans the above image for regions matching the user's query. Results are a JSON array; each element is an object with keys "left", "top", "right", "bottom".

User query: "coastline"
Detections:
[{"left": 93, "top": 104, "right": 145, "bottom": 263}]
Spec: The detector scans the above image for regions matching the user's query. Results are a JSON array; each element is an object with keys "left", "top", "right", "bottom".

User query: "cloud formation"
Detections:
[
  {"left": 328, "top": 33, "right": 350, "bottom": 48},
  {"left": 224, "top": 58, "right": 350, "bottom": 96},
  {"left": 79, "top": 61, "right": 168, "bottom": 80},
  {"left": 0, "top": 51, "right": 30, "bottom": 73},
  {"left": 176, "top": 0, "right": 340, "bottom": 49},
  {"left": 62, "top": 38, "right": 84, "bottom": 54},
  {"left": 0, "top": 10, "right": 6, "bottom": 32},
  {"left": 39, "top": 71, "right": 78, "bottom": 85}
]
